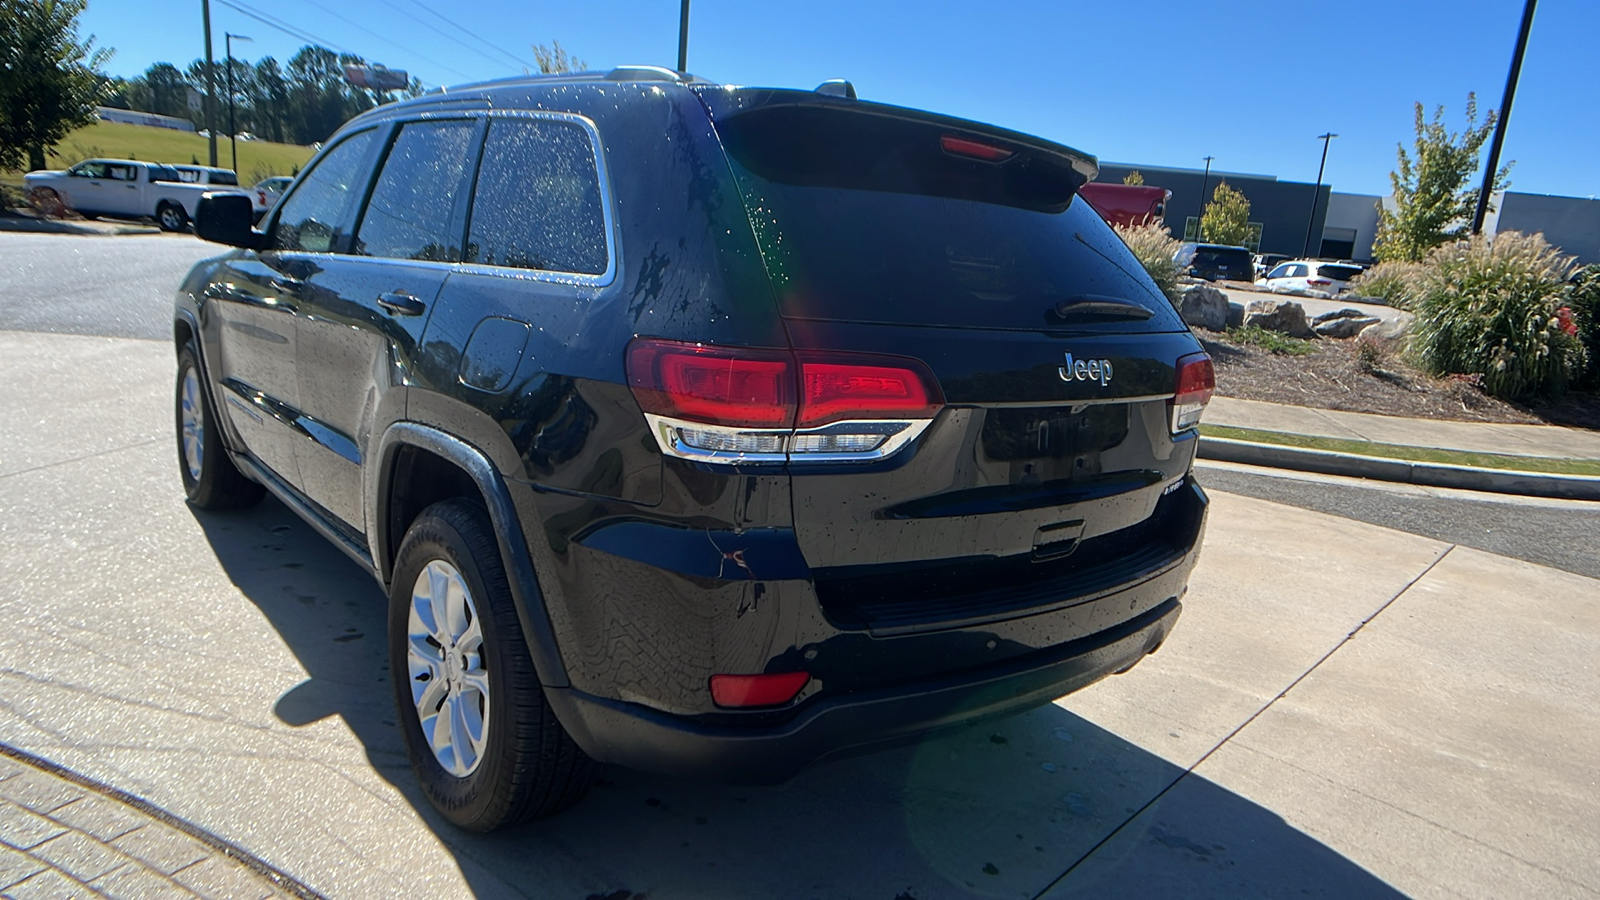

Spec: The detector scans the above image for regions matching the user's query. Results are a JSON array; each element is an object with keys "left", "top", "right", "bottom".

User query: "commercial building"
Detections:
[{"left": 1093, "top": 161, "right": 1600, "bottom": 265}]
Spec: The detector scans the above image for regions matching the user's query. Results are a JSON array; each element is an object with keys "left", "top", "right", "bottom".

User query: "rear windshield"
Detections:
[
  {"left": 209, "top": 170, "right": 239, "bottom": 186},
  {"left": 1192, "top": 247, "right": 1252, "bottom": 275},
  {"left": 712, "top": 104, "right": 1181, "bottom": 332},
  {"left": 1317, "top": 263, "right": 1363, "bottom": 281}
]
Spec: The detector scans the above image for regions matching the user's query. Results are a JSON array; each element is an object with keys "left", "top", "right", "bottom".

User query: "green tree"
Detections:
[
  {"left": 1122, "top": 170, "right": 1144, "bottom": 186},
  {"left": 1373, "top": 94, "right": 1511, "bottom": 262},
  {"left": 0, "top": 0, "right": 111, "bottom": 171},
  {"left": 531, "top": 40, "right": 585, "bottom": 74},
  {"left": 1200, "top": 181, "right": 1252, "bottom": 246}
]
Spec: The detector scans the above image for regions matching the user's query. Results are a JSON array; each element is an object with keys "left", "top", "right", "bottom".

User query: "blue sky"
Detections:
[{"left": 80, "top": 0, "right": 1595, "bottom": 199}]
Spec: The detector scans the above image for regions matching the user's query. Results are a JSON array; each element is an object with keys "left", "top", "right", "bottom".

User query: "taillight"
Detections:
[
  {"left": 1170, "top": 352, "right": 1215, "bottom": 434},
  {"left": 1307, "top": 277, "right": 1332, "bottom": 286},
  {"left": 627, "top": 338, "right": 943, "bottom": 464},
  {"left": 710, "top": 671, "right": 810, "bottom": 708}
]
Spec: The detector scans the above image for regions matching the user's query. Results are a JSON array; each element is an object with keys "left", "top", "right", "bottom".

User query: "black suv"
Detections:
[
  {"left": 175, "top": 67, "right": 1213, "bottom": 830},
  {"left": 1178, "top": 242, "right": 1255, "bottom": 282}
]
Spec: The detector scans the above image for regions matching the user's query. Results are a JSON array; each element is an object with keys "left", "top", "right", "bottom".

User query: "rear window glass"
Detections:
[
  {"left": 464, "top": 118, "right": 607, "bottom": 276},
  {"left": 714, "top": 106, "right": 1178, "bottom": 331},
  {"left": 1317, "top": 264, "right": 1363, "bottom": 281},
  {"left": 209, "top": 170, "right": 239, "bottom": 186}
]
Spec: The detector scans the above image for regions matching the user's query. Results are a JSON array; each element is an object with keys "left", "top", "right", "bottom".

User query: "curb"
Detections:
[
  {"left": 0, "top": 740, "right": 324, "bottom": 899},
  {"left": 0, "top": 214, "right": 161, "bottom": 236},
  {"left": 1198, "top": 436, "right": 1600, "bottom": 502}
]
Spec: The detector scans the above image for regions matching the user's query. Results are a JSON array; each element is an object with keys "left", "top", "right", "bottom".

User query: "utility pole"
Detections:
[
  {"left": 1472, "top": 0, "right": 1538, "bottom": 235},
  {"left": 226, "top": 33, "right": 251, "bottom": 173},
  {"left": 677, "top": 0, "right": 690, "bottom": 72},
  {"left": 1195, "top": 156, "right": 1214, "bottom": 241},
  {"left": 201, "top": 0, "right": 218, "bottom": 166},
  {"left": 1302, "top": 132, "right": 1338, "bottom": 258}
]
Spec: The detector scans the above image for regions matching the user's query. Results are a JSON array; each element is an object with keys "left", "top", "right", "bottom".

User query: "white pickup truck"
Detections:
[{"left": 24, "top": 159, "right": 251, "bottom": 232}]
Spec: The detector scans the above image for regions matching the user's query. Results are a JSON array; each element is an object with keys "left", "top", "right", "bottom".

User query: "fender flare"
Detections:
[{"left": 372, "top": 423, "right": 570, "bottom": 689}]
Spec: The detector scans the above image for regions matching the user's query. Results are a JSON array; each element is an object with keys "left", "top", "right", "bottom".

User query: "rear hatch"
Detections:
[{"left": 698, "top": 89, "right": 1209, "bottom": 635}]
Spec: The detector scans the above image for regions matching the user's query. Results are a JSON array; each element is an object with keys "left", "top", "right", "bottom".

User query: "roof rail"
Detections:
[
  {"left": 814, "top": 79, "right": 857, "bottom": 100},
  {"left": 606, "top": 66, "right": 686, "bottom": 83}
]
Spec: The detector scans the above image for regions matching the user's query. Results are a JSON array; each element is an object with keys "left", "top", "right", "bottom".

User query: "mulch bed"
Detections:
[{"left": 1198, "top": 330, "right": 1600, "bottom": 432}]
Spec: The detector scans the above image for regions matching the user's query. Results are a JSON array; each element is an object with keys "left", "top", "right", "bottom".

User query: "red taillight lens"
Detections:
[
  {"left": 1171, "top": 352, "right": 1215, "bottom": 434},
  {"left": 627, "top": 340, "right": 795, "bottom": 428},
  {"left": 940, "top": 134, "right": 1015, "bottom": 162},
  {"left": 1307, "top": 277, "right": 1332, "bottom": 286},
  {"left": 710, "top": 672, "right": 810, "bottom": 708},
  {"left": 797, "top": 356, "right": 941, "bottom": 428}
]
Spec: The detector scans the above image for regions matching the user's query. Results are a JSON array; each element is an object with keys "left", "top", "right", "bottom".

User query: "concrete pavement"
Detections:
[{"left": 0, "top": 330, "right": 1597, "bottom": 898}]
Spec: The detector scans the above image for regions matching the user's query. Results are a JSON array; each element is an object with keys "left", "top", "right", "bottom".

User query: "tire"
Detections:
[
  {"left": 176, "top": 344, "right": 264, "bottom": 510},
  {"left": 157, "top": 202, "right": 188, "bottom": 232},
  {"left": 389, "top": 500, "right": 597, "bottom": 830}
]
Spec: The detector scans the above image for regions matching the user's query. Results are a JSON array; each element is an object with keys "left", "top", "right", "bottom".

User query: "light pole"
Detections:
[
  {"left": 1472, "top": 0, "right": 1538, "bottom": 235},
  {"left": 1302, "top": 132, "right": 1337, "bottom": 258},
  {"left": 225, "top": 33, "right": 252, "bottom": 173},
  {"left": 201, "top": 0, "right": 217, "bottom": 166},
  {"left": 1195, "top": 156, "right": 1215, "bottom": 241},
  {"left": 677, "top": 0, "right": 690, "bottom": 71}
]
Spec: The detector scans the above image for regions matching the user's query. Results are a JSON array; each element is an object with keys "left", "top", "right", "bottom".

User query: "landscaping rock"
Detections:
[
  {"left": 1314, "top": 315, "right": 1382, "bottom": 339},
  {"left": 1243, "top": 299, "right": 1315, "bottom": 338},
  {"left": 1178, "top": 284, "right": 1229, "bottom": 331},
  {"left": 1312, "top": 307, "right": 1369, "bottom": 324},
  {"left": 1361, "top": 316, "right": 1411, "bottom": 340},
  {"left": 1226, "top": 301, "right": 1246, "bottom": 329}
]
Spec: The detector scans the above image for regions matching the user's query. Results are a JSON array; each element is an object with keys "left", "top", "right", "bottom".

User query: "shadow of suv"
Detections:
[{"left": 173, "top": 66, "right": 1214, "bottom": 830}]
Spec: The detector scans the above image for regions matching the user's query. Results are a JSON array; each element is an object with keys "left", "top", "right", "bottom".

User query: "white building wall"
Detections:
[{"left": 1324, "top": 192, "right": 1382, "bottom": 261}]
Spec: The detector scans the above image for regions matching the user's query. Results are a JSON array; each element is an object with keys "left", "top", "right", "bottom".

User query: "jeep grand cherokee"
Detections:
[{"left": 174, "top": 66, "right": 1213, "bottom": 830}]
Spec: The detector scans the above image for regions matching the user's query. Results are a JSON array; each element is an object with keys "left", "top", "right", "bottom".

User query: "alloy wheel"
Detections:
[{"left": 406, "top": 560, "right": 490, "bottom": 777}]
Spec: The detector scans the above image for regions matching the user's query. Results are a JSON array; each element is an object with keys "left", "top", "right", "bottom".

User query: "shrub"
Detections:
[
  {"left": 1112, "top": 220, "right": 1184, "bottom": 304},
  {"left": 1350, "top": 261, "right": 1425, "bottom": 308},
  {"left": 1407, "top": 231, "right": 1585, "bottom": 400},
  {"left": 1565, "top": 263, "right": 1600, "bottom": 387},
  {"left": 1227, "top": 325, "right": 1317, "bottom": 356}
]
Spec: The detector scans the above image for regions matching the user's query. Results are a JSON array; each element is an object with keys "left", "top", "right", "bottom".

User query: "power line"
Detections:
[
  {"left": 210, "top": 0, "right": 358, "bottom": 57},
  {"left": 291, "top": 0, "right": 476, "bottom": 81},
  {"left": 397, "top": 0, "right": 535, "bottom": 72}
]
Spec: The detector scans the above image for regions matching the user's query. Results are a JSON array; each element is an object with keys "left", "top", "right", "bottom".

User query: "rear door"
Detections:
[
  {"left": 706, "top": 94, "right": 1208, "bottom": 631},
  {"left": 287, "top": 117, "right": 481, "bottom": 531}
]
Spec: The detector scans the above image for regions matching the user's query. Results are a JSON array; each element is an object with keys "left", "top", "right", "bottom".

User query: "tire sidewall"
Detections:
[
  {"left": 175, "top": 346, "right": 209, "bottom": 500},
  {"left": 388, "top": 505, "right": 521, "bottom": 830}
]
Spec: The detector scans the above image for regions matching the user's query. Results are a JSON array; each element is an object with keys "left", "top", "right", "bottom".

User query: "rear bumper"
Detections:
[{"left": 545, "top": 594, "right": 1182, "bottom": 784}]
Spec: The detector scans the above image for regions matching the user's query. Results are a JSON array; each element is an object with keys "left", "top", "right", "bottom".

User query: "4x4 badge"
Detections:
[{"left": 1059, "top": 352, "right": 1114, "bottom": 386}]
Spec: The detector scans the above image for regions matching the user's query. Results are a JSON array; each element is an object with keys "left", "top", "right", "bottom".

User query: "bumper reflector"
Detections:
[{"left": 710, "top": 671, "right": 811, "bottom": 708}]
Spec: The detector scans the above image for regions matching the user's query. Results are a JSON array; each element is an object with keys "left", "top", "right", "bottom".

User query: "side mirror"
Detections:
[{"left": 195, "top": 193, "right": 264, "bottom": 249}]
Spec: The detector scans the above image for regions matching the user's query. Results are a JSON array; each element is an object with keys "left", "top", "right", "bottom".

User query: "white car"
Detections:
[
  {"left": 250, "top": 175, "right": 294, "bottom": 220},
  {"left": 1262, "top": 260, "right": 1366, "bottom": 295}
]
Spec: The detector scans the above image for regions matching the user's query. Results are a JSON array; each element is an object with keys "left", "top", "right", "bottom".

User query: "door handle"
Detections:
[
  {"left": 377, "top": 291, "right": 427, "bottom": 316},
  {"left": 269, "top": 276, "right": 303, "bottom": 295}
]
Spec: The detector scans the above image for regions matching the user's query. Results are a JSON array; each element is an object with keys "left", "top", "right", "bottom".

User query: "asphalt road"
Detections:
[
  {"left": 0, "top": 232, "right": 218, "bottom": 340},
  {"left": 1196, "top": 460, "right": 1600, "bottom": 580}
]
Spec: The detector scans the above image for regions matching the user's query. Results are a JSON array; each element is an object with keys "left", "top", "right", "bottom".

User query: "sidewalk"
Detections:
[
  {"left": 0, "top": 746, "right": 310, "bottom": 900},
  {"left": 1203, "top": 396, "right": 1600, "bottom": 500}
]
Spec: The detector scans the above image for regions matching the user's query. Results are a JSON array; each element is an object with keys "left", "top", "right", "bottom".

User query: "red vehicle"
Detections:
[{"left": 1078, "top": 183, "right": 1171, "bottom": 228}]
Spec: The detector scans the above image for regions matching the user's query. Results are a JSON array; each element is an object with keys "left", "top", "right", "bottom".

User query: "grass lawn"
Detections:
[
  {"left": 1200, "top": 424, "right": 1600, "bottom": 477},
  {"left": 11, "top": 121, "right": 317, "bottom": 185}
]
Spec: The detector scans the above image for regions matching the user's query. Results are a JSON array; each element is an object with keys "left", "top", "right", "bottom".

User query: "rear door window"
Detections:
[
  {"left": 274, "top": 129, "right": 378, "bottom": 253},
  {"left": 464, "top": 117, "right": 608, "bottom": 276},
  {"left": 354, "top": 120, "right": 478, "bottom": 262}
]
